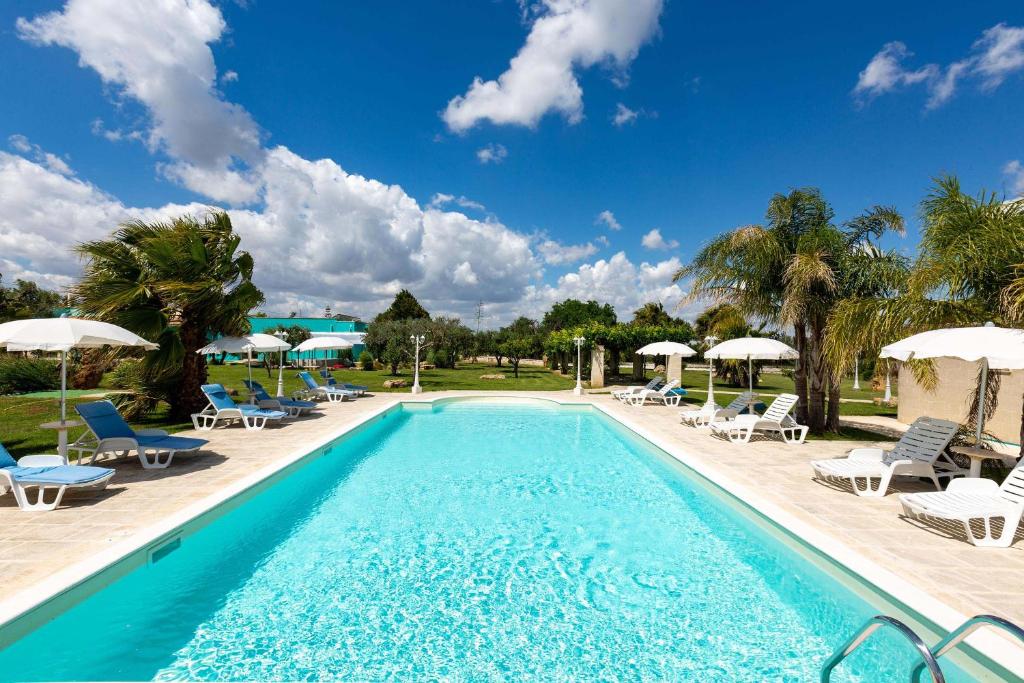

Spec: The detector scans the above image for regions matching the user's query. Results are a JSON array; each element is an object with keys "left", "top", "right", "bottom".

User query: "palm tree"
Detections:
[
  {"left": 677, "top": 189, "right": 905, "bottom": 433},
  {"left": 73, "top": 212, "right": 264, "bottom": 419},
  {"left": 826, "top": 176, "right": 1024, "bottom": 442}
]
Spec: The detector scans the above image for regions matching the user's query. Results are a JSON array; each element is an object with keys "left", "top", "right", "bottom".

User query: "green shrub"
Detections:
[
  {"left": 108, "top": 359, "right": 172, "bottom": 420},
  {"left": 0, "top": 355, "right": 60, "bottom": 394},
  {"left": 359, "top": 351, "right": 375, "bottom": 371}
]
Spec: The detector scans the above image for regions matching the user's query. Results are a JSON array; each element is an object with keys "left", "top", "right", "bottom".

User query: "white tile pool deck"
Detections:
[{"left": 1, "top": 389, "right": 1022, "bottom": 675}]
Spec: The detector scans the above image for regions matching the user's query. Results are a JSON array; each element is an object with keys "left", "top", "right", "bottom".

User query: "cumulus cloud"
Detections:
[
  {"left": 476, "top": 143, "right": 508, "bottom": 164},
  {"left": 536, "top": 238, "right": 599, "bottom": 265},
  {"left": 443, "top": 0, "right": 664, "bottom": 132},
  {"left": 854, "top": 24, "right": 1024, "bottom": 109},
  {"left": 612, "top": 103, "right": 638, "bottom": 126},
  {"left": 17, "top": 0, "right": 264, "bottom": 203},
  {"left": 641, "top": 228, "right": 678, "bottom": 250},
  {"left": 221, "top": 69, "right": 239, "bottom": 83},
  {"left": 7, "top": 0, "right": 689, "bottom": 326},
  {"left": 595, "top": 209, "right": 621, "bottom": 230}
]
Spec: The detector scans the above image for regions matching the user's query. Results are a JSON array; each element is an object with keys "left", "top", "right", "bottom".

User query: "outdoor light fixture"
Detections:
[
  {"left": 573, "top": 336, "right": 585, "bottom": 396},
  {"left": 410, "top": 334, "right": 425, "bottom": 394},
  {"left": 273, "top": 329, "right": 289, "bottom": 397}
]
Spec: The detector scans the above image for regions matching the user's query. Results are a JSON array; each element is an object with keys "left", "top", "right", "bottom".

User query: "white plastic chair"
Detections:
[
  {"left": 710, "top": 393, "right": 808, "bottom": 444},
  {"left": 680, "top": 391, "right": 755, "bottom": 427},
  {"left": 612, "top": 376, "right": 662, "bottom": 402},
  {"left": 627, "top": 379, "right": 681, "bottom": 407}
]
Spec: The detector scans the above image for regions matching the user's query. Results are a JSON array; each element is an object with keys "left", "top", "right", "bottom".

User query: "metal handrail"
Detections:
[
  {"left": 911, "top": 614, "right": 1024, "bottom": 682},
  {"left": 821, "top": 615, "right": 945, "bottom": 683}
]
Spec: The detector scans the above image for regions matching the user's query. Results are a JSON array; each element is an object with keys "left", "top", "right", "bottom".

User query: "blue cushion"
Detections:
[
  {"left": 201, "top": 384, "right": 240, "bottom": 411},
  {"left": 280, "top": 399, "right": 316, "bottom": 409},
  {"left": 135, "top": 435, "right": 208, "bottom": 451},
  {"left": 76, "top": 401, "right": 136, "bottom": 439},
  {"left": 666, "top": 388, "right": 687, "bottom": 397},
  {"left": 0, "top": 443, "right": 16, "bottom": 469},
  {"left": 4, "top": 464, "right": 113, "bottom": 485}
]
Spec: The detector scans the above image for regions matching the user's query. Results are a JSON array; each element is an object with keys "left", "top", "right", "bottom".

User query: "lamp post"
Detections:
[
  {"left": 410, "top": 334, "right": 425, "bottom": 394},
  {"left": 883, "top": 361, "right": 892, "bottom": 403},
  {"left": 702, "top": 335, "right": 719, "bottom": 410},
  {"left": 273, "top": 329, "right": 288, "bottom": 397},
  {"left": 573, "top": 336, "right": 585, "bottom": 395},
  {"left": 852, "top": 352, "right": 861, "bottom": 391}
]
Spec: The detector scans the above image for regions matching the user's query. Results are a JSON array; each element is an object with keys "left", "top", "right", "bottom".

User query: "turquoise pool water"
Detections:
[{"left": 0, "top": 401, "right": 975, "bottom": 680}]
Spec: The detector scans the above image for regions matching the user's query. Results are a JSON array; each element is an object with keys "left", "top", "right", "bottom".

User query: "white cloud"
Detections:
[
  {"left": 7, "top": 134, "right": 74, "bottom": 176},
  {"left": 641, "top": 228, "right": 678, "bottom": 250},
  {"left": 428, "top": 193, "right": 486, "bottom": 212},
  {"left": 442, "top": 0, "right": 664, "bottom": 132},
  {"left": 595, "top": 235, "right": 610, "bottom": 247},
  {"left": 595, "top": 209, "right": 621, "bottom": 230},
  {"left": 612, "top": 102, "right": 638, "bottom": 126},
  {"left": 476, "top": 143, "right": 508, "bottom": 164},
  {"left": 855, "top": 24, "right": 1024, "bottom": 108},
  {"left": 221, "top": 69, "right": 239, "bottom": 83},
  {"left": 536, "top": 238, "right": 599, "bottom": 265},
  {"left": 1004, "top": 160, "right": 1024, "bottom": 197},
  {"left": 515, "top": 252, "right": 687, "bottom": 322},
  {"left": 852, "top": 42, "right": 937, "bottom": 101},
  {"left": 18, "top": 0, "right": 263, "bottom": 204}
]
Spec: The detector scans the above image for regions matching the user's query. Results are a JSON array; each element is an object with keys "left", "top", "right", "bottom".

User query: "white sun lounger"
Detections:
[
  {"left": 709, "top": 393, "right": 808, "bottom": 444},
  {"left": 900, "top": 460, "right": 1024, "bottom": 547},
  {"left": 612, "top": 376, "right": 663, "bottom": 402},
  {"left": 679, "top": 391, "right": 755, "bottom": 427},
  {"left": 0, "top": 441, "right": 114, "bottom": 511},
  {"left": 810, "top": 416, "right": 961, "bottom": 497},
  {"left": 192, "top": 384, "right": 288, "bottom": 431},
  {"left": 627, "top": 379, "right": 681, "bottom": 407}
]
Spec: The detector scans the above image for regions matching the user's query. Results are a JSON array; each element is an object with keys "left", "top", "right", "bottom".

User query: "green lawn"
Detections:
[{"left": 0, "top": 363, "right": 575, "bottom": 456}]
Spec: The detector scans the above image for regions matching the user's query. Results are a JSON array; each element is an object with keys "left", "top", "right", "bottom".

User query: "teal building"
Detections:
[{"left": 248, "top": 316, "right": 367, "bottom": 361}]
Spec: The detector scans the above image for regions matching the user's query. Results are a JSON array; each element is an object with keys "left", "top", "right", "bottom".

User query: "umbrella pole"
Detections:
[
  {"left": 58, "top": 350, "right": 69, "bottom": 462},
  {"left": 704, "top": 361, "right": 716, "bottom": 410},
  {"left": 247, "top": 348, "right": 255, "bottom": 404},
  {"left": 748, "top": 355, "right": 756, "bottom": 415},
  {"left": 976, "top": 358, "right": 989, "bottom": 445}
]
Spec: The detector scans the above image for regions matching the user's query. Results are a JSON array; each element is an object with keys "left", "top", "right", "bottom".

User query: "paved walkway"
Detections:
[{"left": 1, "top": 390, "right": 1022, "bottom": 674}]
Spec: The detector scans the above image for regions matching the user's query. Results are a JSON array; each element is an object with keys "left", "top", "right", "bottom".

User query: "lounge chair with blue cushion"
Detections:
[
  {"left": 73, "top": 401, "right": 208, "bottom": 469},
  {"left": 0, "top": 441, "right": 114, "bottom": 511},
  {"left": 193, "top": 384, "right": 289, "bottom": 431},
  {"left": 319, "top": 370, "right": 368, "bottom": 395},
  {"left": 243, "top": 379, "right": 318, "bottom": 417},
  {"left": 298, "top": 371, "right": 357, "bottom": 403}
]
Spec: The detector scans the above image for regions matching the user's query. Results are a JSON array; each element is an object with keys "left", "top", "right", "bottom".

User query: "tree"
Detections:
[
  {"left": 474, "top": 329, "right": 505, "bottom": 367},
  {"left": 541, "top": 299, "right": 616, "bottom": 332},
  {"left": 428, "top": 317, "right": 473, "bottom": 369},
  {"left": 0, "top": 274, "right": 63, "bottom": 322},
  {"left": 631, "top": 301, "right": 677, "bottom": 327},
  {"left": 827, "top": 176, "right": 1024, "bottom": 443},
  {"left": 498, "top": 317, "right": 543, "bottom": 378},
  {"left": 677, "top": 189, "right": 904, "bottom": 433},
  {"left": 268, "top": 324, "right": 312, "bottom": 349},
  {"left": 373, "top": 289, "right": 430, "bottom": 322},
  {"left": 72, "top": 212, "right": 263, "bottom": 420}
]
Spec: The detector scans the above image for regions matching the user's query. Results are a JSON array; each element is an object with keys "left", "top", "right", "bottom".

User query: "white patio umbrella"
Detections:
[
  {"left": 705, "top": 337, "right": 799, "bottom": 413},
  {"left": 880, "top": 324, "right": 1024, "bottom": 444},
  {"left": 635, "top": 340, "right": 697, "bottom": 396},
  {"left": 294, "top": 336, "right": 353, "bottom": 372},
  {"left": 197, "top": 333, "right": 291, "bottom": 401},
  {"left": 0, "top": 317, "right": 158, "bottom": 458}
]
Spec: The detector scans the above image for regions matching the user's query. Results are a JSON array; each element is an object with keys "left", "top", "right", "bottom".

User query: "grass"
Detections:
[{"left": 1, "top": 361, "right": 896, "bottom": 456}]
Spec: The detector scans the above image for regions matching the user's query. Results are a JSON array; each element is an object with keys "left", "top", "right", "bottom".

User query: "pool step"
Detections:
[{"left": 821, "top": 613, "right": 1024, "bottom": 682}]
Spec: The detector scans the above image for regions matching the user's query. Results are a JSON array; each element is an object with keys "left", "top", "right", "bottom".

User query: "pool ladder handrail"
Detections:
[
  {"left": 910, "top": 614, "right": 1024, "bottom": 682},
  {"left": 820, "top": 615, "right": 945, "bottom": 683}
]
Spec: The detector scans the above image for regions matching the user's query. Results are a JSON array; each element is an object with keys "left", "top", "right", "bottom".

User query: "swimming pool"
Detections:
[{"left": 0, "top": 400, "right": 980, "bottom": 680}]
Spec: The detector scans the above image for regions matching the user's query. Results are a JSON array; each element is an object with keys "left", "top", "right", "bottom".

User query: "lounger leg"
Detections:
[
  {"left": 850, "top": 473, "right": 888, "bottom": 497},
  {"left": 11, "top": 484, "right": 67, "bottom": 512},
  {"left": 964, "top": 510, "right": 1022, "bottom": 548},
  {"left": 138, "top": 448, "right": 173, "bottom": 469}
]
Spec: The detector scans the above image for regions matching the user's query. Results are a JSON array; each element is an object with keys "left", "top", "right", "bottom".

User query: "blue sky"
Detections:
[{"left": 1, "top": 1, "right": 1022, "bottom": 324}]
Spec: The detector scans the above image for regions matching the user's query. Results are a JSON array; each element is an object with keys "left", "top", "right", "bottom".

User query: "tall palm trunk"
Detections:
[
  {"left": 792, "top": 323, "right": 809, "bottom": 424},
  {"left": 826, "top": 368, "right": 842, "bottom": 432},
  {"left": 172, "top": 317, "right": 209, "bottom": 421},
  {"left": 806, "top": 322, "right": 828, "bottom": 434}
]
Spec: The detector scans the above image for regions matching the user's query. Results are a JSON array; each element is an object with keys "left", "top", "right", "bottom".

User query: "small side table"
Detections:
[
  {"left": 950, "top": 445, "right": 1006, "bottom": 478},
  {"left": 38, "top": 419, "right": 83, "bottom": 462}
]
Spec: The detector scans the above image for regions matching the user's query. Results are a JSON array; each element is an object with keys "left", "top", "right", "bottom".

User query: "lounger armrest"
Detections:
[
  {"left": 96, "top": 437, "right": 140, "bottom": 452},
  {"left": 847, "top": 448, "right": 886, "bottom": 462},
  {"left": 134, "top": 429, "right": 168, "bottom": 437},
  {"left": 17, "top": 454, "right": 64, "bottom": 467},
  {"left": 946, "top": 478, "right": 1001, "bottom": 495}
]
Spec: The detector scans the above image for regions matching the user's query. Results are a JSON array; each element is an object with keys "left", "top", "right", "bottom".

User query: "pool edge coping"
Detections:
[{"left": 0, "top": 391, "right": 1021, "bottom": 677}]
